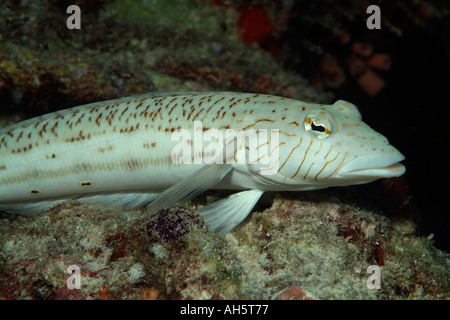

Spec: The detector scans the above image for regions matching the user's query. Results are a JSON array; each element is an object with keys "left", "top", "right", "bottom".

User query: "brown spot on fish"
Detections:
[
  {"left": 50, "top": 122, "right": 58, "bottom": 137},
  {"left": 80, "top": 181, "right": 92, "bottom": 187},
  {"left": 95, "top": 113, "right": 103, "bottom": 126},
  {"left": 15, "top": 131, "right": 23, "bottom": 142},
  {"left": 242, "top": 118, "right": 275, "bottom": 130},
  {"left": 211, "top": 96, "right": 225, "bottom": 107},
  {"left": 29, "top": 188, "right": 40, "bottom": 195},
  {"left": 75, "top": 114, "right": 84, "bottom": 125},
  {"left": 118, "top": 106, "right": 129, "bottom": 121},
  {"left": 193, "top": 108, "right": 204, "bottom": 120},
  {"left": 168, "top": 103, "right": 178, "bottom": 116},
  {"left": 38, "top": 122, "right": 48, "bottom": 137}
]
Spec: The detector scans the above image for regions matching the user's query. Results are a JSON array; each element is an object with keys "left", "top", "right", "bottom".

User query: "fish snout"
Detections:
[{"left": 338, "top": 147, "right": 405, "bottom": 178}]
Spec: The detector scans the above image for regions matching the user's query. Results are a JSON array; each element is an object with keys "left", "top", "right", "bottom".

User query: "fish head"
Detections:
[
  {"left": 251, "top": 99, "right": 405, "bottom": 190},
  {"left": 328, "top": 100, "right": 405, "bottom": 181}
]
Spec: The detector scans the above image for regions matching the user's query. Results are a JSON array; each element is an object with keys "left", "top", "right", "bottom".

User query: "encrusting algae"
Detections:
[{"left": 0, "top": 187, "right": 448, "bottom": 299}]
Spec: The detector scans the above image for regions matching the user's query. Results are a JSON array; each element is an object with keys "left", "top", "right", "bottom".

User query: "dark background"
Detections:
[{"left": 285, "top": 2, "right": 450, "bottom": 252}]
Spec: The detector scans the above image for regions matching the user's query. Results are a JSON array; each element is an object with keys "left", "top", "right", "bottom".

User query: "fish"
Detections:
[{"left": 0, "top": 91, "right": 405, "bottom": 235}]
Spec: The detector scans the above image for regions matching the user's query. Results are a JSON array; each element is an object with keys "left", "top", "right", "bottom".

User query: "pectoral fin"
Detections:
[
  {"left": 199, "top": 189, "right": 264, "bottom": 236},
  {"left": 146, "top": 164, "right": 233, "bottom": 215}
]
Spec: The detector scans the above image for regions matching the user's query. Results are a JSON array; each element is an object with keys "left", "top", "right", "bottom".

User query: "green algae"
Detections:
[{"left": 106, "top": 0, "right": 221, "bottom": 33}]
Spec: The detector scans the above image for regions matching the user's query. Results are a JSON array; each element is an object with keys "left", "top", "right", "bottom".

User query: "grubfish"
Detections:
[{"left": 0, "top": 92, "right": 405, "bottom": 235}]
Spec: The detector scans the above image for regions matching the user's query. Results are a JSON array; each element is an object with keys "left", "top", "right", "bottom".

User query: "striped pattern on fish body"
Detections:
[
  {"left": 0, "top": 92, "right": 405, "bottom": 235},
  {"left": 0, "top": 92, "right": 302, "bottom": 201}
]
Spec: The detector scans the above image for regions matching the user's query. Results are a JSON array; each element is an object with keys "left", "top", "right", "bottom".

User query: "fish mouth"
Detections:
[
  {"left": 340, "top": 162, "right": 405, "bottom": 178},
  {"left": 338, "top": 154, "right": 406, "bottom": 178}
]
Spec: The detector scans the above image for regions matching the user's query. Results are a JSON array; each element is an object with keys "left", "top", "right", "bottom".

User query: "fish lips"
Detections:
[{"left": 338, "top": 153, "right": 406, "bottom": 178}]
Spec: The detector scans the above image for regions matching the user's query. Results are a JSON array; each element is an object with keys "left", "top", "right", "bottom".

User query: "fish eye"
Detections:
[
  {"left": 304, "top": 115, "right": 332, "bottom": 139},
  {"left": 311, "top": 121, "right": 326, "bottom": 132}
]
